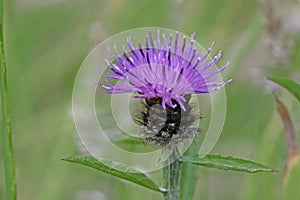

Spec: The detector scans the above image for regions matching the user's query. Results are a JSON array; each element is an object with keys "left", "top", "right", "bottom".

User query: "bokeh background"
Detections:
[{"left": 1, "top": 0, "right": 300, "bottom": 199}]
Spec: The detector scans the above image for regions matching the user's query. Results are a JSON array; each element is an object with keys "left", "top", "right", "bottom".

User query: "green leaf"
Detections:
[
  {"left": 62, "top": 156, "right": 164, "bottom": 193},
  {"left": 268, "top": 76, "right": 300, "bottom": 103},
  {"left": 180, "top": 155, "right": 277, "bottom": 173}
]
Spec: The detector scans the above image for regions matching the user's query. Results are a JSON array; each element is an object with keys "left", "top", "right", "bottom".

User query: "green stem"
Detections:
[
  {"left": 0, "top": 0, "right": 17, "bottom": 199},
  {"left": 163, "top": 149, "right": 181, "bottom": 200}
]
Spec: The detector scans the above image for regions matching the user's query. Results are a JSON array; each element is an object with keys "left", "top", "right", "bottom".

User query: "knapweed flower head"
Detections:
[
  {"left": 102, "top": 30, "right": 231, "bottom": 111},
  {"left": 101, "top": 30, "right": 231, "bottom": 147}
]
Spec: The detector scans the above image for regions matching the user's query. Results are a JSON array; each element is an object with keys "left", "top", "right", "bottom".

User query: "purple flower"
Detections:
[{"left": 102, "top": 30, "right": 231, "bottom": 111}]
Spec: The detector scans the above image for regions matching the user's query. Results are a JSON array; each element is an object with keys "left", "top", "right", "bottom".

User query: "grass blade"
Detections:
[
  {"left": 269, "top": 76, "right": 300, "bottom": 103},
  {"left": 274, "top": 95, "right": 299, "bottom": 182},
  {"left": 180, "top": 142, "right": 200, "bottom": 200},
  {"left": 0, "top": 0, "right": 17, "bottom": 199}
]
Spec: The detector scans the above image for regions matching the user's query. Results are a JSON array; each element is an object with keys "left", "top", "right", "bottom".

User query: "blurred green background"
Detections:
[{"left": 1, "top": 0, "right": 300, "bottom": 199}]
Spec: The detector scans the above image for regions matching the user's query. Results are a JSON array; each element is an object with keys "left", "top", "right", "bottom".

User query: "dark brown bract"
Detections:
[{"left": 137, "top": 95, "right": 199, "bottom": 147}]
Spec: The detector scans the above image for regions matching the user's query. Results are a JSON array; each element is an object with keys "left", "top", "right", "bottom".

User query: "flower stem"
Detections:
[
  {"left": 0, "top": 0, "right": 17, "bottom": 199},
  {"left": 163, "top": 149, "right": 181, "bottom": 200}
]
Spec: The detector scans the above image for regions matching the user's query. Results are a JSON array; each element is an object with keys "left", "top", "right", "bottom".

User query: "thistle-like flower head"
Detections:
[{"left": 102, "top": 30, "right": 231, "bottom": 111}]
